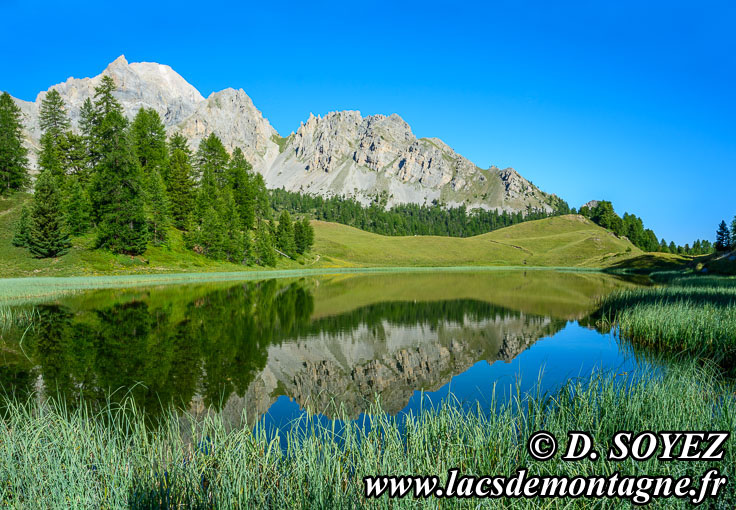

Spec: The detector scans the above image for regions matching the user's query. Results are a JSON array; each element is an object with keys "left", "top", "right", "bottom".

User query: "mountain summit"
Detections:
[{"left": 12, "top": 56, "right": 560, "bottom": 212}]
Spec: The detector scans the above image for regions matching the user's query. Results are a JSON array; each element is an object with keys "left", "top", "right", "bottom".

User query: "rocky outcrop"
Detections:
[{"left": 13, "top": 56, "right": 560, "bottom": 212}]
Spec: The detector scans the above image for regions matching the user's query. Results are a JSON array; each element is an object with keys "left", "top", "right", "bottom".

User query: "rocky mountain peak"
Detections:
[{"left": 12, "top": 56, "right": 559, "bottom": 214}]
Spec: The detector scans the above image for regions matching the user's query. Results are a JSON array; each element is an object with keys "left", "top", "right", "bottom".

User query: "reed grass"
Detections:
[
  {"left": 0, "top": 363, "right": 733, "bottom": 508},
  {"left": 599, "top": 276, "right": 736, "bottom": 364}
]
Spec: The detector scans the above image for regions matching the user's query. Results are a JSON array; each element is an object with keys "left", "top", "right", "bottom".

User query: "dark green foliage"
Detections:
[
  {"left": 57, "top": 132, "right": 89, "bottom": 181},
  {"left": 38, "top": 89, "right": 70, "bottom": 140},
  {"left": 269, "top": 188, "right": 565, "bottom": 238},
  {"left": 716, "top": 220, "right": 731, "bottom": 251},
  {"left": 731, "top": 216, "right": 736, "bottom": 250},
  {"left": 166, "top": 135, "right": 195, "bottom": 229},
  {"left": 276, "top": 210, "right": 296, "bottom": 257},
  {"left": 12, "top": 205, "right": 31, "bottom": 247},
  {"left": 196, "top": 133, "right": 229, "bottom": 189},
  {"left": 91, "top": 110, "right": 148, "bottom": 255},
  {"left": 0, "top": 92, "right": 30, "bottom": 194},
  {"left": 131, "top": 108, "right": 168, "bottom": 178},
  {"left": 63, "top": 177, "right": 91, "bottom": 236},
  {"left": 27, "top": 171, "right": 71, "bottom": 258},
  {"left": 145, "top": 169, "right": 170, "bottom": 246},
  {"left": 227, "top": 147, "right": 256, "bottom": 229},
  {"left": 294, "top": 217, "right": 314, "bottom": 254},
  {"left": 255, "top": 221, "right": 277, "bottom": 266}
]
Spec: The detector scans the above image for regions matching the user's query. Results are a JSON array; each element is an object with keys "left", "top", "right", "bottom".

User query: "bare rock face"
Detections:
[
  {"left": 265, "top": 110, "right": 558, "bottom": 212},
  {"left": 174, "top": 88, "right": 280, "bottom": 173},
  {"left": 12, "top": 56, "right": 559, "bottom": 213}
]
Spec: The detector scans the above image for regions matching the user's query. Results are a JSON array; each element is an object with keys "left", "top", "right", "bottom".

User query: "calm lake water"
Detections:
[{"left": 0, "top": 270, "right": 650, "bottom": 429}]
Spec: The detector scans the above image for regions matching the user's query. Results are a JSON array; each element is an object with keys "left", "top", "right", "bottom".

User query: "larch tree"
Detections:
[
  {"left": 0, "top": 92, "right": 30, "bottom": 194},
  {"left": 131, "top": 108, "right": 168, "bottom": 179},
  {"left": 166, "top": 134, "right": 195, "bottom": 229},
  {"left": 27, "top": 170, "right": 71, "bottom": 258}
]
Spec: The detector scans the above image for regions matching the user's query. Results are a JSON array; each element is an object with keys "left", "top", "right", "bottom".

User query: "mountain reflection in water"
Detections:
[{"left": 0, "top": 271, "right": 645, "bottom": 427}]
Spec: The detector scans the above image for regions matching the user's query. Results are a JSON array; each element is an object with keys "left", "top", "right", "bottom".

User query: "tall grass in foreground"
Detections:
[
  {"left": 599, "top": 276, "right": 736, "bottom": 364},
  {"left": 1, "top": 364, "right": 734, "bottom": 509}
]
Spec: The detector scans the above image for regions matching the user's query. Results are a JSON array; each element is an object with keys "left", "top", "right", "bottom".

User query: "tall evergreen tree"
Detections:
[
  {"left": 145, "top": 169, "right": 170, "bottom": 246},
  {"left": 131, "top": 108, "right": 168, "bottom": 179},
  {"left": 716, "top": 220, "right": 731, "bottom": 251},
  {"left": 196, "top": 133, "right": 229, "bottom": 189},
  {"left": 12, "top": 205, "right": 31, "bottom": 248},
  {"left": 166, "top": 135, "right": 195, "bottom": 229},
  {"left": 91, "top": 109, "right": 149, "bottom": 255},
  {"left": 302, "top": 217, "right": 314, "bottom": 252},
  {"left": 27, "top": 170, "right": 71, "bottom": 258},
  {"left": 227, "top": 147, "right": 256, "bottom": 229},
  {"left": 255, "top": 221, "right": 277, "bottom": 266},
  {"left": 276, "top": 210, "right": 296, "bottom": 257},
  {"left": 39, "top": 89, "right": 70, "bottom": 140},
  {"left": 0, "top": 92, "right": 30, "bottom": 194},
  {"left": 63, "top": 177, "right": 91, "bottom": 236},
  {"left": 731, "top": 216, "right": 736, "bottom": 250}
]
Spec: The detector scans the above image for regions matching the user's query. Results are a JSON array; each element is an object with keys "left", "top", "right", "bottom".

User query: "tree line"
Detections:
[
  {"left": 269, "top": 188, "right": 571, "bottom": 238},
  {"left": 578, "top": 201, "right": 717, "bottom": 256},
  {"left": 0, "top": 81, "right": 313, "bottom": 264}
]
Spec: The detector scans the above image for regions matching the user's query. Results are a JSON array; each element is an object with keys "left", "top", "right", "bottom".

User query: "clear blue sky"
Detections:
[{"left": 2, "top": 0, "right": 734, "bottom": 245}]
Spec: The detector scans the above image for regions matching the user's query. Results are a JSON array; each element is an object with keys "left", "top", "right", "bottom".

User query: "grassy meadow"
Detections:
[
  {"left": 0, "top": 363, "right": 733, "bottom": 509},
  {"left": 1, "top": 193, "right": 689, "bottom": 279}
]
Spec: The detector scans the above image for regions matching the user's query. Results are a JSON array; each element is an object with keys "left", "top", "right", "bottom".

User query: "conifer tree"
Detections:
[
  {"left": 91, "top": 109, "right": 149, "bottom": 255},
  {"left": 716, "top": 220, "right": 731, "bottom": 251},
  {"left": 39, "top": 89, "right": 70, "bottom": 141},
  {"left": 221, "top": 189, "right": 245, "bottom": 262},
  {"left": 145, "top": 169, "right": 170, "bottom": 246},
  {"left": 196, "top": 133, "right": 229, "bottom": 188},
  {"left": 63, "top": 177, "right": 91, "bottom": 236},
  {"left": 255, "top": 221, "right": 277, "bottom": 266},
  {"left": 294, "top": 218, "right": 306, "bottom": 254},
  {"left": 27, "top": 170, "right": 71, "bottom": 258},
  {"left": 166, "top": 135, "right": 195, "bottom": 229},
  {"left": 131, "top": 108, "right": 168, "bottom": 178},
  {"left": 276, "top": 210, "right": 296, "bottom": 257},
  {"left": 227, "top": 147, "right": 256, "bottom": 229},
  {"left": 731, "top": 216, "right": 736, "bottom": 250},
  {"left": 12, "top": 205, "right": 31, "bottom": 247},
  {"left": 0, "top": 92, "right": 30, "bottom": 194},
  {"left": 302, "top": 216, "right": 314, "bottom": 251}
]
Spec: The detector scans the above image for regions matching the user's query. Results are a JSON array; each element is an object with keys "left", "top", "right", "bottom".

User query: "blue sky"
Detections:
[{"left": 1, "top": 1, "right": 734, "bottom": 244}]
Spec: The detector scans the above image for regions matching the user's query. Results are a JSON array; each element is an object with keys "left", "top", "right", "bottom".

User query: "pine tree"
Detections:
[
  {"left": 39, "top": 89, "right": 70, "bottom": 141},
  {"left": 196, "top": 133, "right": 229, "bottom": 189},
  {"left": 294, "top": 218, "right": 306, "bottom": 254},
  {"left": 27, "top": 170, "right": 71, "bottom": 258},
  {"left": 63, "top": 177, "right": 91, "bottom": 236},
  {"left": 716, "top": 220, "right": 731, "bottom": 251},
  {"left": 166, "top": 135, "right": 195, "bottom": 229},
  {"left": 220, "top": 189, "right": 245, "bottom": 262},
  {"left": 302, "top": 217, "right": 314, "bottom": 252},
  {"left": 731, "top": 216, "right": 736, "bottom": 250},
  {"left": 255, "top": 221, "right": 277, "bottom": 266},
  {"left": 0, "top": 92, "right": 30, "bottom": 194},
  {"left": 91, "top": 109, "right": 149, "bottom": 255},
  {"left": 145, "top": 169, "right": 170, "bottom": 246},
  {"left": 12, "top": 205, "right": 31, "bottom": 247},
  {"left": 276, "top": 210, "right": 296, "bottom": 257},
  {"left": 131, "top": 108, "right": 168, "bottom": 178},
  {"left": 227, "top": 147, "right": 256, "bottom": 229}
]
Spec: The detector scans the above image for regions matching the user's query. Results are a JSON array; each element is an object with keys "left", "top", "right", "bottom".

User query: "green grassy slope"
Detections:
[
  {"left": 1, "top": 193, "right": 686, "bottom": 277},
  {"left": 0, "top": 194, "right": 310, "bottom": 277},
  {"left": 314, "top": 214, "right": 669, "bottom": 268}
]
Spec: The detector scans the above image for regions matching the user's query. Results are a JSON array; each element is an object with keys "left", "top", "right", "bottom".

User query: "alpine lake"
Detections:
[{"left": 0, "top": 270, "right": 655, "bottom": 430}]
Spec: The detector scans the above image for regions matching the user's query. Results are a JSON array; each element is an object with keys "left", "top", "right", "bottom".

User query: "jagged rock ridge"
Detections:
[{"left": 13, "top": 56, "right": 560, "bottom": 213}]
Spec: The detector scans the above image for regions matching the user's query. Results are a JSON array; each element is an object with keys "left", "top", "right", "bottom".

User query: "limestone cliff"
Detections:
[{"left": 13, "top": 56, "right": 561, "bottom": 212}]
